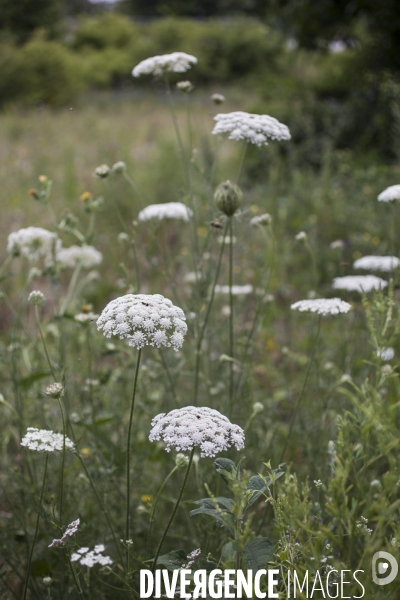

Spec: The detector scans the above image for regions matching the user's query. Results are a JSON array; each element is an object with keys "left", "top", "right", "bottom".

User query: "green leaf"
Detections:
[
  {"left": 243, "top": 538, "right": 274, "bottom": 571},
  {"left": 189, "top": 497, "right": 235, "bottom": 533},
  {"left": 213, "top": 458, "right": 237, "bottom": 485},
  {"left": 154, "top": 550, "right": 187, "bottom": 571},
  {"left": 244, "top": 471, "right": 284, "bottom": 510},
  {"left": 19, "top": 370, "right": 52, "bottom": 389}
]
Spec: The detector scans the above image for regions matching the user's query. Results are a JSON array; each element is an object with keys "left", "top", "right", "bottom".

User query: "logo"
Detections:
[{"left": 372, "top": 551, "right": 398, "bottom": 585}]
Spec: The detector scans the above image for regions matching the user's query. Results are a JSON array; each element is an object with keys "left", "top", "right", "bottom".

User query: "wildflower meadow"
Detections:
[{"left": 1, "top": 38, "right": 400, "bottom": 600}]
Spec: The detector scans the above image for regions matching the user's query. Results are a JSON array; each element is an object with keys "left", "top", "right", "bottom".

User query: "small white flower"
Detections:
[
  {"left": 49, "top": 518, "right": 80, "bottom": 548},
  {"left": 176, "top": 80, "right": 194, "bottom": 92},
  {"left": 44, "top": 383, "right": 64, "bottom": 399},
  {"left": 332, "top": 275, "right": 388, "bottom": 293},
  {"left": 295, "top": 231, "right": 307, "bottom": 241},
  {"left": 21, "top": 427, "right": 75, "bottom": 453},
  {"left": 94, "top": 164, "right": 110, "bottom": 178},
  {"left": 138, "top": 202, "right": 192, "bottom": 222},
  {"left": 291, "top": 298, "right": 351, "bottom": 316},
  {"left": 97, "top": 294, "right": 187, "bottom": 351},
  {"left": 57, "top": 245, "right": 103, "bottom": 269},
  {"left": 214, "top": 284, "right": 253, "bottom": 295},
  {"left": 149, "top": 406, "right": 245, "bottom": 457},
  {"left": 74, "top": 312, "right": 99, "bottom": 325},
  {"left": 330, "top": 239, "right": 344, "bottom": 250},
  {"left": 112, "top": 161, "right": 126, "bottom": 174},
  {"left": 132, "top": 52, "right": 197, "bottom": 77},
  {"left": 377, "top": 347, "right": 395, "bottom": 361},
  {"left": 71, "top": 545, "right": 112, "bottom": 567},
  {"left": 212, "top": 111, "right": 290, "bottom": 146},
  {"left": 7, "top": 227, "right": 61, "bottom": 267},
  {"left": 250, "top": 213, "right": 272, "bottom": 226},
  {"left": 211, "top": 93, "right": 225, "bottom": 105},
  {"left": 377, "top": 185, "right": 400, "bottom": 202},
  {"left": 28, "top": 290, "right": 46, "bottom": 306},
  {"left": 353, "top": 255, "right": 400, "bottom": 272}
]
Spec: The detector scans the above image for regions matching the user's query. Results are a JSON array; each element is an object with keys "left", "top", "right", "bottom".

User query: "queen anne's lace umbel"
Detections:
[
  {"left": 353, "top": 255, "right": 400, "bottom": 272},
  {"left": 138, "top": 202, "right": 193, "bottom": 222},
  {"left": 291, "top": 298, "right": 351, "bottom": 316},
  {"left": 57, "top": 245, "right": 103, "bottom": 269},
  {"left": 212, "top": 111, "right": 291, "bottom": 146},
  {"left": 132, "top": 52, "right": 197, "bottom": 77},
  {"left": 71, "top": 545, "right": 113, "bottom": 567},
  {"left": 377, "top": 185, "right": 400, "bottom": 202},
  {"left": 97, "top": 294, "right": 187, "bottom": 351},
  {"left": 7, "top": 227, "right": 61, "bottom": 267},
  {"left": 332, "top": 275, "right": 388, "bottom": 293},
  {"left": 21, "top": 427, "right": 75, "bottom": 453},
  {"left": 149, "top": 406, "right": 245, "bottom": 457},
  {"left": 49, "top": 518, "right": 80, "bottom": 548},
  {"left": 214, "top": 284, "right": 253, "bottom": 295}
]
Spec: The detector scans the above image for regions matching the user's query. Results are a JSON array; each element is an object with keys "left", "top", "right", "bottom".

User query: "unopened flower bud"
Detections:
[
  {"left": 214, "top": 180, "right": 242, "bottom": 217},
  {"left": 28, "top": 290, "right": 46, "bottom": 306},
  {"left": 44, "top": 383, "right": 64, "bottom": 399},
  {"left": 112, "top": 161, "right": 126, "bottom": 174},
  {"left": 175, "top": 453, "right": 190, "bottom": 468},
  {"left": 252, "top": 402, "right": 264, "bottom": 413},
  {"left": 211, "top": 93, "right": 225, "bottom": 105},
  {"left": 43, "top": 576, "right": 52, "bottom": 587},
  {"left": 295, "top": 231, "right": 307, "bottom": 241}
]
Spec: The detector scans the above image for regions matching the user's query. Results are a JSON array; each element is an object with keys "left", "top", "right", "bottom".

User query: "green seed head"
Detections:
[{"left": 214, "top": 180, "right": 242, "bottom": 217}]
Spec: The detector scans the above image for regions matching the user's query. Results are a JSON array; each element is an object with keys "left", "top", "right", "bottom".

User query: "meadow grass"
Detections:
[{"left": 1, "top": 84, "right": 400, "bottom": 598}]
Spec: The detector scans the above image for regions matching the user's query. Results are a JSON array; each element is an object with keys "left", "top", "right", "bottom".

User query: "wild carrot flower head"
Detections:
[
  {"left": 28, "top": 290, "right": 46, "bottom": 306},
  {"left": 332, "top": 275, "right": 388, "bottom": 293},
  {"left": 377, "top": 185, "right": 400, "bottom": 202},
  {"left": 49, "top": 518, "right": 80, "bottom": 548},
  {"left": 97, "top": 294, "right": 187, "bottom": 351},
  {"left": 212, "top": 111, "right": 291, "bottom": 146},
  {"left": 353, "top": 255, "right": 400, "bottom": 272},
  {"left": 57, "top": 245, "right": 103, "bottom": 269},
  {"left": 71, "top": 545, "right": 112, "bottom": 567},
  {"left": 7, "top": 227, "right": 61, "bottom": 267},
  {"left": 138, "top": 202, "right": 193, "bottom": 222},
  {"left": 94, "top": 164, "right": 110, "bottom": 178},
  {"left": 149, "top": 406, "right": 245, "bottom": 457},
  {"left": 132, "top": 52, "right": 197, "bottom": 77},
  {"left": 291, "top": 298, "right": 351, "bottom": 316},
  {"left": 21, "top": 427, "right": 75, "bottom": 453},
  {"left": 44, "top": 382, "right": 64, "bottom": 399}
]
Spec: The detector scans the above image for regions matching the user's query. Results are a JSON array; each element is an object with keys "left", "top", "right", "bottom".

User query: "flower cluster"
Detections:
[
  {"left": 71, "top": 545, "right": 113, "bottom": 567},
  {"left": 149, "top": 406, "right": 245, "bottom": 457},
  {"left": 290, "top": 298, "right": 352, "bottom": 316},
  {"left": 7, "top": 227, "right": 61, "bottom": 267},
  {"left": 44, "top": 382, "right": 64, "bottom": 399},
  {"left": 377, "top": 347, "right": 395, "bottom": 361},
  {"left": 94, "top": 164, "right": 110, "bottom": 178},
  {"left": 214, "top": 284, "right": 253, "bottom": 295},
  {"left": 212, "top": 111, "right": 291, "bottom": 146},
  {"left": 97, "top": 294, "right": 187, "bottom": 351},
  {"left": 250, "top": 213, "right": 272, "bottom": 226},
  {"left": 332, "top": 275, "right": 388, "bottom": 293},
  {"left": 49, "top": 518, "right": 80, "bottom": 548},
  {"left": 353, "top": 255, "right": 400, "bottom": 272},
  {"left": 138, "top": 202, "right": 193, "bottom": 222},
  {"left": 377, "top": 185, "right": 400, "bottom": 202},
  {"left": 132, "top": 52, "right": 197, "bottom": 77},
  {"left": 21, "top": 428, "right": 75, "bottom": 453},
  {"left": 57, "top": 245, "right": 103, "bottom": 269},
  {"left": 28, "top": 290, "right": 46, "bottom": 306}
]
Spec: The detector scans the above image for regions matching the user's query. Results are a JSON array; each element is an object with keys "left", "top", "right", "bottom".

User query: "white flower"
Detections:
[
  {"left": 112, "top": 161, "right": 126, "bottom": 174},
  {"left": 295, "top": 231, "right": 307, "bottom": 241},
  {"left": 212, "top": 111, "right": 290, "bottom": 146},
  {"left": 7, "top": 227, "right": 61, "bottom": 267},
  {"left": 217, "top": 235, "right": 237, "bottom": 244},
  {"left": 214, "top": 284, "right": 253, "bottom": 295},
  {"left": 97, "top": 294, "right": 187, "bottom": 351},
  {"left": 94, "top": 164, "right": 110, "bottom": 178},
  {"left": 211, "top": 93, "right": 225, "bottom": 105},
  {"left": 377, "top": 347, "right": 395, "bottom": 361},
  {"left": 353, "top": 255, "right": 400, "bottom": 272},
  {"left": 250, "top": 213, "right": 272, "bottom": 226},
  {"left": 332, "top": 275, "right": 388, "bottom": 293},
  {"left": 176, "top": 80, "right": 193, "bottom": 92},
  {"left": 28, "top": 290, "right": 46, "bottom": 306},
  {"left": 21, "top": 427, "right": 75, "bottom": 453},
  {"left": 138, "top": 202, "right": 192, "bottom": 222},
  {"left": 330, "top": 239, "right": 344, "bottom": 250},
  {"left": 44, "top": 383, "right": 64, "bottom": 399},
  {"left": 149, "top": 406, "right": 245, "bottom": 457},
  {"left": 49, "top": 518, "right": 80, "bottom": 548},
  {"left": 71, "top": 545, "right": 113, "bottom": 567},
  {"left": 132, "top": 52, "right": 197, "bottom": 77},
  {"left": 74, "top": 312, "right": 99, "bottom": 324},
  {"left": 290, "top": 298, "right": 351, "bottom": 316},
  {"left": 377, "top": 185, "right": 400, "bottom": 202},
  {"left": 57, "top": 245, "right": 103, "bottom": 269}
]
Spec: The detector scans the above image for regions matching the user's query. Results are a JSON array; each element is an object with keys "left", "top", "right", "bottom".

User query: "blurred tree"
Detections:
[
  {"left": 119, "top": 0, "right": 264, "bottom": 17},
  {"left": 0, "top": 0, "right": 62, "bottom": 41}
]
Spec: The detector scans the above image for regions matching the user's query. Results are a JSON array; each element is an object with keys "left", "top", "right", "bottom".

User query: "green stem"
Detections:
[
  {"left": 57, "top": 397, "right": 67, "bottom": 526},
  {"left": 237, "top": 142, "right": 248, "bottom": 185},
  {"left": 193, "top": 220, "right": 229, "bottom": 404},
  {"left": 126, "top": 349, "right": 142, "bottom": 560},
  {"left": 59, "top": 261, "right": 83, "bottom": 316},
  {"left": 164, "top": 76, "right": 189, "bottom": 188},
  {"left": 279, "top": 315, "right": 322, "bottom": 463},
  {"left": 151, "top": 449, "right": 194, "bottom": 574},
  {"left": 67, "top": 553, "right": 84, "bottom": 597},
  {"left": 159, "top": 348, "right": 177, "bottom": 407},
  {"left": 147, "top": 465, "right": 179, "bottom": 555},
  {"left": 35, "top": 305, "right": 57, "bottom": 380},
  {"left": 228, "top": 217, "right": 234, "bottom": 418},
  {"left": 23, "top": 454, "right": 48, "bottom": 600}
]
